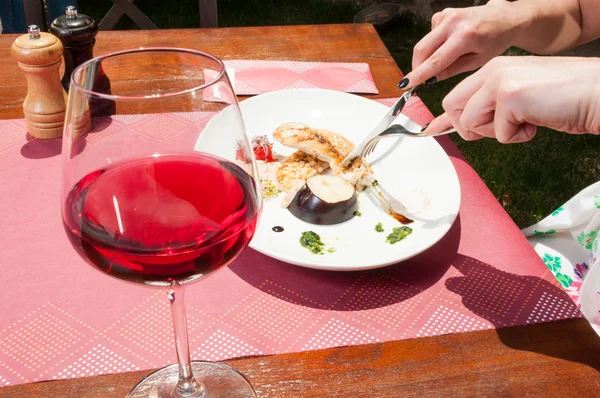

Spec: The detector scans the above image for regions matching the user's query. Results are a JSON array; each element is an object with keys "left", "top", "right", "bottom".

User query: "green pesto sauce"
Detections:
[
  {"left": 375, "top": 222, "right": 384, "bottom": 232},
  {"left": 300, "top": 231, "right": 326, "bottom": 254},
  {"left": 386, "top": 226, "right": 413, "bottom": 244}
]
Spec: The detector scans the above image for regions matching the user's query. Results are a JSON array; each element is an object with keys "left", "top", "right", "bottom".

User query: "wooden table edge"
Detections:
[{"left": 2, "top": 318, "right": 599, "bottom": 397}]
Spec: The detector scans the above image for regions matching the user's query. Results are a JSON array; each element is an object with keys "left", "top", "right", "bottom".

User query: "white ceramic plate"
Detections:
[{"left": 209, "top": 89, "right": 460, "bottom": 271}]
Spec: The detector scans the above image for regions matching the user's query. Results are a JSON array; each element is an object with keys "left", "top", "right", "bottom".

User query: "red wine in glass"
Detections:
[{"left": 63, "top": 153, "right": 259, "bottom": 286}]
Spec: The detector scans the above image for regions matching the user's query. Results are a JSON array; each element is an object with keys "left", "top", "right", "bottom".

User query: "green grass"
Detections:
[
  {"left": 81, "top": 0, "right": 359, "bottom": 29},
  {"left": 80, "top": 0, "right": 600, "bottom": 228}
]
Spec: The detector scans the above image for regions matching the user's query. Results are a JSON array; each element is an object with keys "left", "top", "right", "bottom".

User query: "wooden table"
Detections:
[
  {"left": 1, "top": 24, "right": 600, "bottom": 397},
  {"left": 0, "top": 24, "right": 402, "bottom": 120}
]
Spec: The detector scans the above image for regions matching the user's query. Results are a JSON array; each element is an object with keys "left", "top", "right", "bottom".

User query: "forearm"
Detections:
[{"left": 510, "top": 0, "right": 587, "bottom": 54}]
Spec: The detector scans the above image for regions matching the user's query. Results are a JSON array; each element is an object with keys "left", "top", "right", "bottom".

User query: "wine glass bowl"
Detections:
[{"left": 61, "top": 48, "right": 261, "bottom": 397}]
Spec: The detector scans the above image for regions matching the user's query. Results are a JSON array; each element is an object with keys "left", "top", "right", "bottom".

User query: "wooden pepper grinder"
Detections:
[
  {"left": 11, "top": 25, "right": 67, "bottom": 139},
  {"left": 50, "top": 6, "right": 115, "bottom": 117}
]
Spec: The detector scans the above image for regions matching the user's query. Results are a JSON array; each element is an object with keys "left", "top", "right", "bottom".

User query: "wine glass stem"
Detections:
[{"left": 168, "top": 282, "right": 205, "bottom": 398}]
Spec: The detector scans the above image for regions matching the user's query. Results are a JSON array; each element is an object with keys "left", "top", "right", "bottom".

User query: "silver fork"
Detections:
[
  {"left": 360, "top": 82, "right": 454, "bottom": 158},
  {"left": 360, "top": 123, "right": 457, "bottom": 159}
]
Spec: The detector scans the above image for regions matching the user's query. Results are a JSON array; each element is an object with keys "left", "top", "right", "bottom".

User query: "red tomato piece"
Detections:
[{"left": 252, "top": 135, "right": 276, "bottom": 162}]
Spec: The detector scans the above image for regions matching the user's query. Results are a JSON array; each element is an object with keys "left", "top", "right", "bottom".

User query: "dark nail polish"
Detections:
[
  {"left": 397, "top": 78, "right": 409, "bottom": 89},
  {"left": 421, "top": 123, "right": 430, "bottom": 132},
  {"left": 424, "top": 76, "right": 437, "bottom": 87}
]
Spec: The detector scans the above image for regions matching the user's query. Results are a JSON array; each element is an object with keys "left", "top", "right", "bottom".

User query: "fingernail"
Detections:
[
  {"left": 424, "top": 76, "right": 437, "bottom": 87},
  {"left": 420, "top": 123, "right": 430, "bottom": 132},
  {"left": 397, "top": 78, "right": 409, "bottom": 89}
]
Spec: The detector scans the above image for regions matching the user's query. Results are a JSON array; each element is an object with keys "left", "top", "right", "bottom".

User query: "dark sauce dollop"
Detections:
[{"left": 272, "top": 226, "right": 284, "bottom": 232}]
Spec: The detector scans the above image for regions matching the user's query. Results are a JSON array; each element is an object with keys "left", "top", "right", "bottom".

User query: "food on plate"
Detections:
[
  {"left": 252, "top": 135, "right": 277, "bottom": 162},
  {"left": 354, "top": 211, "right": 362, "bottom": 217},
  {"left": 288, "top": 175, "right": 358, "bottom": 225},
  {"left": 386, "top": 226, "right": 413, "bottom": 244},
  {"left": 261, "top": 178, "right": 282, "bottom": 199},
  {"left": 275, "top": 150, "right": 329, "bottom": 207},
  {"left": 273, "top": 122, "right": 373, "bottom": 190},
  {"left": 274, "top": 122, "right": 354, "bottom": 165},
  {"left": 252, "top": 122, "right": 413, "bottom": 231},
  {"left": 276, "top": 151, "right": 329, "bottom": 192},
  {"left": 300, "top": 231, "right": 325, "bottom": 254},
  {"left": 375, "top": 222, "right": 384, "bottom": 232},
  {"left": 332, "top": 156, "right": 373, "bottom": 189},
  {"left": 255, "top": 156, "right": 283, "bottom": 200},
  {"left": 240, "top": 135, "right": 283, "bottom": 200},
  {"left": 298, "top": 231, "right": 337, "bottom": 254},
  {"left": 373, "top": 185, "right": 414, "bottom": 225}
]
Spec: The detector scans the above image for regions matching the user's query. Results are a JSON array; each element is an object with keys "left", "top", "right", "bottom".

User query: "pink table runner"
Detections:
[
  {"left": 0, "top": 96, "right": 581, "bottom": 387},
  {"left": 212, "top": 60, "right": 379, "bottom": 95}
]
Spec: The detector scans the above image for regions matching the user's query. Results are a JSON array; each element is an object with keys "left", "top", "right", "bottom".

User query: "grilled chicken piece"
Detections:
[
  {"left": 274, "top": 122, "right": 373, "bottom": 190},
  {"left": 332, "top": 157, "right": 373, "bottom": 191},
  {"left": 276, "top": 150, "right": 329, "bottom": 207},
  {"left": 273, "top": 122, "right": 354, "bottom": 166},
  {"left": 277, "top": 150, "right": 329, "bottom": 192}
]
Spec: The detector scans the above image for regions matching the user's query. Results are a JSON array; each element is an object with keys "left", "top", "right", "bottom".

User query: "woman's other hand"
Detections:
[{"left": 424, "top": 56, "right": 600, "bottom": 143}]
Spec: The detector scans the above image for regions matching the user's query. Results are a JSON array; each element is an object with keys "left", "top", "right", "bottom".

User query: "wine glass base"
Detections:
[{"left": 127, "top": 361, "right": 257, "bottom": 398}]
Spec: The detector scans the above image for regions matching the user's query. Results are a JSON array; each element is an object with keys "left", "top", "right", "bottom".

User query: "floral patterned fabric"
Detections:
[{"left": 523, "top": 182, "right": 600, "bottom": 334}]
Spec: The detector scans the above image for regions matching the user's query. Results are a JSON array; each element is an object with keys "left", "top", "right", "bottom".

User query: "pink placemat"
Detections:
[
  {"left": 0, "top": 97, "right": 580, "bottom": 387},
  {"left": 206, "top": 60, "right": 378, "bottom": 94}
]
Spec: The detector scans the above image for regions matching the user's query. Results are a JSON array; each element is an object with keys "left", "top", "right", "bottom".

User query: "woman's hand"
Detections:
[
  {"left": 400, "top": 0, "right": 528, "bottom": 88},
  {"left": 424, "top": 56, "right": 600, "bottom": 143}
]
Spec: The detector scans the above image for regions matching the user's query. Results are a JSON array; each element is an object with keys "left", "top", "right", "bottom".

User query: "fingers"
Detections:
[
  {"left": 442, "top": 69, "right": 488, "bottom": 116},
  {"left": 496, "top": 121, "right": 537, "bottom": 143},
  {"left": 411, "top": 25, "right": 450, "bottom": 72},
  {"left": 420, "top": 55, "right": 540, "bottom": 144},
  {"left": 405, "top": 38, "right": 465, "bottom": 88},
  {"left": 458, "top": 129, "right": 485, "bottom": 141},
  {"left": 422, "top": 112, "right": 453, "bottom": 135},
  {"left": 458, "top": 83, "right": 496, "bottom": 138},
  {"left": 410, "top": 50, "right": 489, "bottom": 87},
  {"left": 446, "top": 92, "right": 536, "bottom": 144},
  {"left": 494, "top": 100, "right": 537, "bottom": 143},
  {"left": 445, "top": 105, "right": 481, "bottom": 140},
  {"left": 432, "top": 8, "right": 455, "bottom": 29},
  {"left": 431, "top": 12, "right": 443, "bottom": 29},
  {"left": 429, "top": 68, "right": 491, "bottom": 141},
  {"left": 422, "top": 112, "right": 483, "bottom": 141},
  {"left": 436, "top": 53, "right": 488, "bottom": 82}
]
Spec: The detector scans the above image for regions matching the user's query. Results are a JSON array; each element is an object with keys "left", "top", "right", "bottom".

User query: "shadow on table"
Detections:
[
  {"left": 229, "top": 214, "right": 461, "bottom": 311},
  {"left": 20, "top": 134, "right": 63, "bottom": 159},
  {"left": 445, "top": 259, "right": 600, "bottom": 371},
  {"left": 19, "top": 117, "right": 115, "bottom": 160}
]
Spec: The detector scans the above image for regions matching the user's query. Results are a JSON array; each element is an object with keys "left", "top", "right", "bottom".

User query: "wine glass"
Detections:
[{"left": 61, "top": 48, "right": 261, "bottom": 397}]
